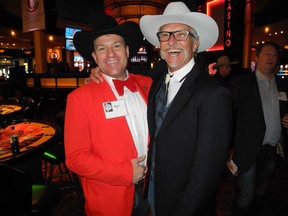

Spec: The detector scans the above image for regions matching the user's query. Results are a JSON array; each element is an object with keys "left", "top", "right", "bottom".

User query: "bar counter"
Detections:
[
  {"left": 25, "top": 72, "right": 90, "bottom": 113},
  {"left": 26, "top": 72, "right": 90, "bottom": 89}
]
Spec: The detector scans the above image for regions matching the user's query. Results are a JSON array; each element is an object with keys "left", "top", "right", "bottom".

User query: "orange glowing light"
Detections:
[
  {"left": 207, "top": 0, "right": 224, "bottom": 16},
  {"left": 206, "top": 0, "right": 225, "bottom": 51}
]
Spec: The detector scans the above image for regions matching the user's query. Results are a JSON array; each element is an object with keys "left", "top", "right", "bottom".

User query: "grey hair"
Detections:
[{"left": 190, "top": 28, "right": 199, "bottom": 39}]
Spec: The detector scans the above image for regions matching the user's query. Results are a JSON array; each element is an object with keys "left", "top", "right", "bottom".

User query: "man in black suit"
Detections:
[
  {"left": 139, "top": 2, "right": 233, "bottom": 215},
  {"left": 228, "top": 41, "right": 288, "bottom": 216}
]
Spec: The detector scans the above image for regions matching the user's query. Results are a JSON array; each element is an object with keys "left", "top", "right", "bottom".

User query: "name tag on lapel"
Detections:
[
  {"left": 103, "top": 100, "right": 128, "bottom": 119},
  {"left": 278, "top": 92, "right": 288, "bottom": 101}
]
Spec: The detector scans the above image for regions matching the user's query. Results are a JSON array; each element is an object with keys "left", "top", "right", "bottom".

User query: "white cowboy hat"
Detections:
[{"left": 139, "top": 1, "right": 219, "bottom": 52}]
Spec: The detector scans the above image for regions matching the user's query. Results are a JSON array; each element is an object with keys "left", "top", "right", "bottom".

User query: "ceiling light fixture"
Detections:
[{"left": 103, "top": 0, "right": 171, "bottom": 24}]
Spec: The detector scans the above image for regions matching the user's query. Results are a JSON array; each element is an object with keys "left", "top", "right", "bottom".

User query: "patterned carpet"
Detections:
[
  {"left": 47, "top": 156, "right": 288, "bottom": 216},
  {"left": 47, "top": 171, "right": 85, "bottom": 216},
  {"left": 216, "top": 155, "right": 288, "bottom": 216}
]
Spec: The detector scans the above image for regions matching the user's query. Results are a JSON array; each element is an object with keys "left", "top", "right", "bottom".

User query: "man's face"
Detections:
[
  {"left": 92, "top": 34, "right": 129, "bottom": 80},
  {"left": 219, "top": 65, "right": 231, "bottom": 77},
  {"left": 158, "top": 23, "right": 199, "bottom": 72},
  {"left": 255, "top": 45, "right": 279, "bottom": 75}
]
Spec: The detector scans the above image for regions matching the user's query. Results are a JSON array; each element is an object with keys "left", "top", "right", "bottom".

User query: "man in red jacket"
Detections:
[{"left": 64, "top": 15, "right": 152, "bottom": 216}]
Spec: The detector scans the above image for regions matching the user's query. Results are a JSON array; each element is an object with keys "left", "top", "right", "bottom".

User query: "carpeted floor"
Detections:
[
  {"left": 47, "top": 156, "right": 288, "bottom": 216},
  {"left": 46, "top": 172, "right": 85, "bottom": 216}
]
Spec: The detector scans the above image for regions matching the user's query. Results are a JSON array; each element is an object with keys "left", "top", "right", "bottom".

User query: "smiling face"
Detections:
[
  {"left": 92, "top": 34, "right": 129, "bottom": 80},
  {"left": 158, "top": 23, "right": 199, "bottom": 72}
]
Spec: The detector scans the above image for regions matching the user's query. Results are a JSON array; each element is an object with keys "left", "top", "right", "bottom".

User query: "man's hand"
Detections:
[
  {"left": 282, "top": 113, "right": 288, "bottom": 128},
  {"left": 90, "top": 67, "right": 104, "bottom": 83},
  {"left": 131, "top": 155, "right": 146, "bottom": 184}
]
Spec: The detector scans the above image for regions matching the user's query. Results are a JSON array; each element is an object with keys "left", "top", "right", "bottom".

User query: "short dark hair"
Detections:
[{"left": 255, "top": 41, "right": 281, "bottom": 57}]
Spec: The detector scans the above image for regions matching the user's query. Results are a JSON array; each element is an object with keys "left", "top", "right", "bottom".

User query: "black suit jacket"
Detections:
[
  {"left": 229, "top": 73, "right": 288, "bottom": 173},
  {"left": 146, "top": 62, "right": 233, "bottom": 216}
]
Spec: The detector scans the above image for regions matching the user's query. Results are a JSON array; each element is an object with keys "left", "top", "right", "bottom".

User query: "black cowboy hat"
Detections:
[{"left": 73, "top": 15, "right": 143, "bottom": 63}]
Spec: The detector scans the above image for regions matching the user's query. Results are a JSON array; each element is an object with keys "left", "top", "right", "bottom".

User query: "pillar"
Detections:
[
  {"left": 242, "top": 0, "right": 254, "bottom": 70},
  {"left": 33, "top": 30, "right": 47, "bottom": 73},
  {"left": 66, "top": 50, "right": 74, "bottom": 72}
]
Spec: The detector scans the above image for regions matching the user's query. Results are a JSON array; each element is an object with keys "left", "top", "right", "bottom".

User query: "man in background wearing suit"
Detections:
[{"left": 228, "top": 41, "right": 288, "bottom": 216}]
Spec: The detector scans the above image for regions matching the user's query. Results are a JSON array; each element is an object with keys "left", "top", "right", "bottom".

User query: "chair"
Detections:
[
  {"left": 21, "top": 97, "right": 35, "bottom": 119},
  {"left": 21, "top": 97, "right": 35, "bottom": 107},
  {"left": 4, "top": 97, "right": 20, "bottom": 104},
  {"left": 42, "top": 142, "right": 84, "bottom": 202},
  {"left": 0, "top": 164, "right": 61, "bottom": 216},
  {"left": 34, "top": 98, "right": 44, "bottom": 119},
  {"left": 41, "top": 111, "right": 83, "bottom": 201}
]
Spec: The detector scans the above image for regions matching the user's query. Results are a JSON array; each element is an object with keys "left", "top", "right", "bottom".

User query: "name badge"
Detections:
[
  {"left": 278, "top": 91, "right": 288, "bottom": 101},
  {"left": 103, "top": 100, "right": 128, "bottom": 119}
]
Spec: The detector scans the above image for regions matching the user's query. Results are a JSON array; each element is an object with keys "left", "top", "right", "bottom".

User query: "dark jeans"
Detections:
[{"left": 233, "top": 145, "right": 277, "bottom": 216}]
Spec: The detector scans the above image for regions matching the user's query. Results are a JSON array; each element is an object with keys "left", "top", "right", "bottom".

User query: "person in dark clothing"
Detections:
[
  {"left": 228, "top": 41, "right": 288, "bottom": 216},
  {"left": 212, "top": 55, "right": 238, "bottom": 85}
]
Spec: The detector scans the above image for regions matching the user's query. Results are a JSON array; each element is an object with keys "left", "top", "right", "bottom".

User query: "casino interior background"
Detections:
[
  {"left": 0, "top": 0, "right": 287, "bottom": 70},
  {"left": 0, "top": 0, "right": 287, "bottom": 102},
  {"left": 0, "top": 2, "right": 287, "bottom": 215}
]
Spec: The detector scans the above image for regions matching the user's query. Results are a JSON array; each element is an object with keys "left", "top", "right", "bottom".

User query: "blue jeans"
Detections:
[
  {"left": 148, "top": 177, "right": 156, "bottom": 216},
  {"left": 233, "top": 145, "right": 277, "bottom": 216}
]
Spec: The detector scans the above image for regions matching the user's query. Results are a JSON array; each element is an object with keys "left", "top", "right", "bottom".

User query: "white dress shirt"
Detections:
[
  {"left": 102, "top": 72, "right": 148, "bottom": 165},
  {"left": 256, "top": 70, "right": 281, "bottom": 146},
  {"left": 166, "top": 58, "right": 195, "bottom": 105}
]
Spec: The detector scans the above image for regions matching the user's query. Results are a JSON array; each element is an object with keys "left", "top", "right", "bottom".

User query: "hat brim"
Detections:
[
  {"left": 140, "top": 12, "right": 218, "bottom": 52},
  {"left": 73, "top": 22, "right": 143, "bottom": 63},
  {"left": 212, "top": 61, "right": 238, "bottom": 70}
]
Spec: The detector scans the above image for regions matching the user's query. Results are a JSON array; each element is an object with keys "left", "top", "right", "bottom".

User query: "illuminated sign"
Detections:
[
  {"left": 225, "top": 0, "right": 232, "bottom": 47},
  {"left": 206, "top": 0, "right": 225, "bottom": 51}
]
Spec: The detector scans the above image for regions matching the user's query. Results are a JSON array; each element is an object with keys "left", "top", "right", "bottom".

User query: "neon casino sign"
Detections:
[
  {"left": 198, "top": 0, "right": 233, "bottom": 51},
  {"left": 225, "top": 0, "right": 232, "bottom": 47}
]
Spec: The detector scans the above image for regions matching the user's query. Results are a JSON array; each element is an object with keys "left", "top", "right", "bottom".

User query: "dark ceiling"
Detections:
[
  {"left": 1, "top": 0, "right": 287, "bottom": 33},
  {"left": 0, "top": 0, "right": 287, "bottom": 58}
]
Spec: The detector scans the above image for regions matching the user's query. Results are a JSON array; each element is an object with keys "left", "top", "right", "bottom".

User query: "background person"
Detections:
[
  {"left": 212, "top": 55, "right": 238, "bottom": 85},
  {"left": 64, "top": 16, "right": 152, "bottom": 216},
  {"left": 228, "top": 41, "right": 288, "bottom": 216}
]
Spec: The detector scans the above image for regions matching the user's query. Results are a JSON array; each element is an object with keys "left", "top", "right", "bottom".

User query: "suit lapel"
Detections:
[
  {"left": 158, "top": 63, "right": 203, "bottom": 133},
  {"left": 148, "top": 74, "right": 165, "bottom": 137}
]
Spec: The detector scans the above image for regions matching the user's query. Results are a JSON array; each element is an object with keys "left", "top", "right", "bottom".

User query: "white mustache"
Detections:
[{"left": 163, "top": 46, "right": 183, "bottom": 52}]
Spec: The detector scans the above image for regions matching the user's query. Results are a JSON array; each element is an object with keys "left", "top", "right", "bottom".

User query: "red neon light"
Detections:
[
  {"left": 207, "top": 0, "right": 224, "bottom": 16},
  {"left": 208, "top": 45, "right": 224, "bottom": 52},
  {"left": 206, "top": 0, "right": 225, "bottom": 51}
]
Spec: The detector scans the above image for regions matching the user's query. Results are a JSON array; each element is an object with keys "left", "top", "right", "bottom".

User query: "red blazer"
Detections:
[{"left": 65, "top": 73, "right": 152, "bottom": 216}]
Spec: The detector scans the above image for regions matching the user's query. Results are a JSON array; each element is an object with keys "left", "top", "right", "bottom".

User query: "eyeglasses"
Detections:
[{"left": 157, "top": 30, "right": 195, "bottom": 42}]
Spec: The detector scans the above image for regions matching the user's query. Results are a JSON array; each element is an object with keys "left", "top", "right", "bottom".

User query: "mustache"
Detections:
[{"left": 162, "top": 45, "right": 183, "bottom": 52}]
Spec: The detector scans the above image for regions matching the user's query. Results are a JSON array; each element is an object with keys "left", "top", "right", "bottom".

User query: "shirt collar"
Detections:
[
  {"left": 256, "top": 69, "right": 275, "bottom": 83},
  {"left": 168, "top": 58, "right": 195, "bottom": 82}
]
